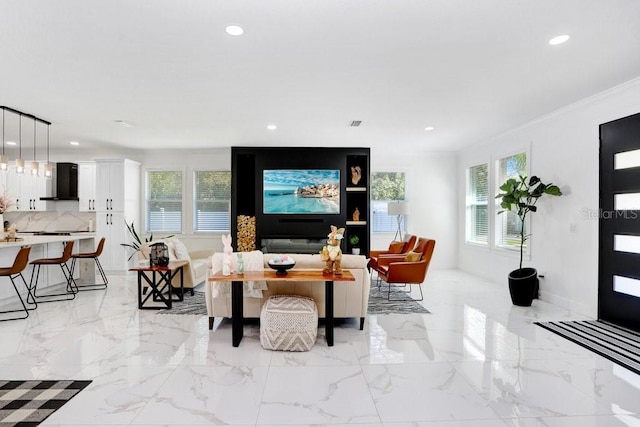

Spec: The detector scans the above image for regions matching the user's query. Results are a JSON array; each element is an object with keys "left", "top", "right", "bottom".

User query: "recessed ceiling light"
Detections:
[
  {"left": 549, "top": 35, "right": 570, "bottom": 45},
  {"left": 225, "top": 25, "right": 244, "bottom": 36},
  {"left": 115, "top": 120, "right": 135, "bottom": 128},
  {"left": 70, "top": 141, "right": 80, "bottom": 146},
  {"left": 267, "top": 124, "right": 277, "bottom": 130},
  {"left": 424, "top": 126, "right": 435, "bottom": 131},
  {"left": 6, "top": 141, "right": 16, "bottom": 146}
]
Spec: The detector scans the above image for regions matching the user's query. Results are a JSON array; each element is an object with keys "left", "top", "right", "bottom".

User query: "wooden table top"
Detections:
[
  {"left": 129, "top": 260, "right": 188, "bottom": 272},
  {"left": 208, "top": 269, "right": 355, "bottom": 282}
]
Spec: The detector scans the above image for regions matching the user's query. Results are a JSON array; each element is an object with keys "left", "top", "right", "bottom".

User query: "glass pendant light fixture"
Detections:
[
  {"left": 31, "top": 118, "right": 39, "bottom": 176},
  {"left": 15, "top": 115, "right": 24, "bottom": 175},
  {"left": 44, "top": 123, "right": 52, "bottom": 180},
  {"left": 0, "top": 109, "right": 8, "bottom": 172}
]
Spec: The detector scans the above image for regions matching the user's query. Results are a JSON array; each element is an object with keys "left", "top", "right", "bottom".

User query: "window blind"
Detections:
[
  {"left": 495, "top": 153, "right": 527, "bottom": 249},
  {"left": 146, "top": 170, "right": 183, "bottom": 233},
  {"left": 194, "top": 171, "right": 231, "bottom": 232},
  {"left": 466, "top": 163, "right": 488, "bottom": 244}
]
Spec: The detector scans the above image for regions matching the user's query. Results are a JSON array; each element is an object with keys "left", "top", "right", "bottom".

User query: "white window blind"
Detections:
[
  {"left": 371, "top": 172, "right": 406, "bottom": 233},
  {"left": 146, "top": 170, "right": 183, "bottom": 233},
  {"left": 194, "top": 171, "right": 231, "bottom": 232},
  {"left": 495, "top": 153, "right": 527, "bottom": 249},
  {"left": 466, "top": 163, "right": 488, "bottom": 244}
]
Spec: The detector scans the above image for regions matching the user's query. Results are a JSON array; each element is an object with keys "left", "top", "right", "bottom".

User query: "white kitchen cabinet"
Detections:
[
  {"left": 78, "top": 162, "right": 96, "bottom": 211},
  {"left": 94, "top": 159, "right": 140, "bottom": 272},
  {"left": 3, "top": 165, "right": 50, "bottom": 211},
  {"left": 95, "top": 211, "right": 128, "bottom": 271},
  {"left": 96, "top": 161, "right": 125, "bottom": 211}
]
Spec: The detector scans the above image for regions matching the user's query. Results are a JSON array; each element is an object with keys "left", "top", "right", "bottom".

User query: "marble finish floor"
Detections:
[{"left": 1, "top": 269, "right": 639, "bottom": 426}]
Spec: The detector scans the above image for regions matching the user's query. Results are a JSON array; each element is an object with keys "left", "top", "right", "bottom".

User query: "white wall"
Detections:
[
  {"left": 371, "top": 149, "right": 457, "bottom": 269},
  {"left": 458, "top": 76, "right": 640, "bottom": 318}
]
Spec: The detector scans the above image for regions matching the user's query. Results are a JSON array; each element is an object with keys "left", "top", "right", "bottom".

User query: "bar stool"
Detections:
[
  {"left": 28, "top": 241, "right": 78, "bottom": 303},
  {"left": 70, "top": 237, "right": 108, "bottom": 291},
  {"left": 0, "top": 246, "right": 34, "bottom": 321}
]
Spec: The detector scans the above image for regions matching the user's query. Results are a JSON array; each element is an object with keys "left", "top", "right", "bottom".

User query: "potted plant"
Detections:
[
  {"left": 496, "top": 175, "right": 562, "bottom": 306},
  {"left": 349, "top": 235, "right": 361, "bottom": 255},
  {"left": 120, "top": 221, "right": 173, "bottom": 261}
]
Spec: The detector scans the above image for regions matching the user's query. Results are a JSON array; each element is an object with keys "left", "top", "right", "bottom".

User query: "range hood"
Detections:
[{"left": 40, "top": 162, "right": 79, "bottom": 201}]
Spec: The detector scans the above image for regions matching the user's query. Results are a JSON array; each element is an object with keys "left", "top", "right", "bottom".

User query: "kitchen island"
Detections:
[{"left": 0, "top": 233, "right": 97, "bottom": 303}]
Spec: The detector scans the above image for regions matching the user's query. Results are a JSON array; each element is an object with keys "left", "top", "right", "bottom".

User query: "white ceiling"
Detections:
[{"left": 1, "top": 0, "right": 639, "bottom": 153}]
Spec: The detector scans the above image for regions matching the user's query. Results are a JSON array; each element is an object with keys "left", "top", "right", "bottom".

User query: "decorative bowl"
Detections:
[{"left": 267, "top": 255, "right": 296, "bottom": 275}]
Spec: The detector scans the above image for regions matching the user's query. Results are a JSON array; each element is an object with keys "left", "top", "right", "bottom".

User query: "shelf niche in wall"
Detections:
[{"left": 231, "top": 147, "right": 370, "bottom": 255}]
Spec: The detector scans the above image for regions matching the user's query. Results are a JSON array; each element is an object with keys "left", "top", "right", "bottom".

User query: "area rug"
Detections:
[
  {"left": 156, "top": 286, "right": 431, "bottom": 316},
  {"left": 367, "top": 284, "right": 430, "bottom": 314},
  {"left": 0, "top": 380, "right": 92, "bottom": 426},
  {"left": 156, "top": 291, "right": 207, "bottom": 315},
  {"left": 535, "top": 320, "right": 640, "bottom": 375}
]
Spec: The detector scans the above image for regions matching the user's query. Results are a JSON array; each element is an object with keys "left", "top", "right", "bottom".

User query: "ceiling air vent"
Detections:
[{"left": 349, "top": 120, "right": 362, "bottom": 127}]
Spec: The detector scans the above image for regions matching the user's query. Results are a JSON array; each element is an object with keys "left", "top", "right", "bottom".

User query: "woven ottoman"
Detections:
[{"left": 260, "top": 295, "right": 318, "bottom": 351}]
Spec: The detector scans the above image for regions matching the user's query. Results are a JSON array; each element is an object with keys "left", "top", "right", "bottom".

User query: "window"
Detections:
[
  {"left": 465, "top": 163, "right": 488, "bottom": 244},
  {"left": 193, "top": 171, "right": 231, "bottom": 232},
  {"left": 146, "top": 170, "right": 183, "bottom": 233},
  {"left": 371, "top": 172, "right": 406, "bottom": 233},
  {"left": 495, "top": 152, "right": 527, "bottom": 249}
]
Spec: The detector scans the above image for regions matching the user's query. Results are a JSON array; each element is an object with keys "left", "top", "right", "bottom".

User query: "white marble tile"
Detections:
[
  {"left": 362, "top": 363, "right": 501, "bottom": 423},
  {"left": 0, "top": 268, "right": 639, "bottom": 426},
  {"left": 132, "top": 365, "right": 269, "bottom": 425},
  {"left": 453, "top": 359, "right": 612, "bottom": 418},
  {"left": 258, "top": 365, "right": 380, "bottom": 424}
]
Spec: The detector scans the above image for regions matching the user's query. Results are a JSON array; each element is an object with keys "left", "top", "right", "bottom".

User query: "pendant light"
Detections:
[
  {"left": 31, "top": 118, "right": 39, "bottom": 176},
  {"left": 0, "top": 109, "right": 7, "bottom": 172},
  {"left": 44, "top": 124, "right": 52, "bottom": 180},
  {"left": 15, "top": 115, "right": 24, "bottom": 175}
]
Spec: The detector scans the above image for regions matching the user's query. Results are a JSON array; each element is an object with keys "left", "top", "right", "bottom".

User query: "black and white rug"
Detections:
[
  {"left": 535, "top": 320, "right": 640, "bottom": 375},
  {"left": 0, "top": 380, "right": 91, "bottom": 426},
  {"left": 157, "top": 285, "right": 431, "bottom": 316},
  {"left": 367, "top": 284, "right": 430, "bottom": 314}
]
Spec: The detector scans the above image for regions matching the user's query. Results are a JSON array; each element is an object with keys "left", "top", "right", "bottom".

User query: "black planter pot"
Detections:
[{"left": 508, "top": 267, "right": 538, "bottom": 306}]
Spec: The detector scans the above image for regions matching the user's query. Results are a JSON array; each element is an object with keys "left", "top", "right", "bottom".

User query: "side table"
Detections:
[{"left": 129, "top": 261, "right": 187, "bottom": 309}]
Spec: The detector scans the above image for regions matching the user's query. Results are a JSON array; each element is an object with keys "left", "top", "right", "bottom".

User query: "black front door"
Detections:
[{"left": 599, "top": 112, "right": 640, "bottom": 331}]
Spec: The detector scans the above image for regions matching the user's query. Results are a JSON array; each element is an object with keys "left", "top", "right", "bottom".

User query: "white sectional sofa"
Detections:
[{"left": 205, "top": 252, "right": 370, "bottom": 330}]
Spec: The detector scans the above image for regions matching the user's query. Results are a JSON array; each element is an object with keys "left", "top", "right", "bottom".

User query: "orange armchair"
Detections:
[
  {"left": 368, "top": 234, "right": 417, "bottom": 272},
  {"left": 374, "top": 238, "right": 435, "bottom": 301}
]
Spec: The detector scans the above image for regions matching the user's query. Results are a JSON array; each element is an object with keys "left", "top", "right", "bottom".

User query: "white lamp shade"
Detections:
[
  {"left": 387, "top": 201, "right": 409, "bottom": 216},
  {"left": 44, "top": 163, "right": 53, "bottom": 179},
  {"left": 15, "top": 158, "right": 24, "bottom": 174},
  {"left": 31, "top": 161, "right": 39, "bottom": 176},
  {"left": 0, "top": 155, "right": 8, "bottom": 171}
]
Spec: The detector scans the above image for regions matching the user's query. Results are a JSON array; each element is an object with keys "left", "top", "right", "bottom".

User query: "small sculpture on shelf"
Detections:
[
  {"left": 350, "top": 165, "right": 362, "bottom": 186},
  {"left": 320, "top": 225, "right": 345, "bottom": 275},
  {"left": 352, "top": 207, "right": 360, "bottom": 221}
]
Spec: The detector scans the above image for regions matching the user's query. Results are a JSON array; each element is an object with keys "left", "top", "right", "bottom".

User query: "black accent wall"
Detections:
[{"left": 231, "top": 147, "right": 370, "bottom": 254}]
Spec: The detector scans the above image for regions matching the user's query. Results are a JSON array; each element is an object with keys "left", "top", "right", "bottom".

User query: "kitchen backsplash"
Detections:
[{"left": 5, "top": 211, "right": 96, "bottom": 232}]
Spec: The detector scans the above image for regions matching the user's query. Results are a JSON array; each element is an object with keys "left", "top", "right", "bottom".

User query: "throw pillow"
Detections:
[
  {"left": 404, "top": 251, "right": 422, "bottom": 262},
  {"left": 388, "top": 241, "right": 405, "bottom": 254},
  {"left": 170, "top": 238, "right": 191, "bottom": 261}
]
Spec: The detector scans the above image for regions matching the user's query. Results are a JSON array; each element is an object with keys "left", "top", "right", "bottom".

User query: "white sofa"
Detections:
[
  {"left": 205, "top": 252, "right": 371, "bottom": 330},
  {"left": 138, "top": 238, "right": 212, "bottom": 294}
]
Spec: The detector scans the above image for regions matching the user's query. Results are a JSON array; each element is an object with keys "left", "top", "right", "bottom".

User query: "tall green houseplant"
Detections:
[
  {"left": 496, "top": 175, "right": 562, "bottom": 270},
  {"left": 496, "top": 175, "right": 562, "bottom": 306}
]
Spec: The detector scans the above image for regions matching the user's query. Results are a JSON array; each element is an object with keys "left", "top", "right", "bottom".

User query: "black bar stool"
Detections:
[
  {"left": 70, "top": 237, "right": 108, "bottom": 291},
  {"left": 0, "top": 246, "right": 34, "bottom": 321},
  {"left": 28, "top": 241, "right": 78, "bottom": 303}
]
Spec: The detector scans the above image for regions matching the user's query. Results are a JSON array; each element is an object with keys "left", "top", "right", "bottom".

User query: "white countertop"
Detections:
[{"left": 0, "top": 233, "right": 97, "bottom": 248}]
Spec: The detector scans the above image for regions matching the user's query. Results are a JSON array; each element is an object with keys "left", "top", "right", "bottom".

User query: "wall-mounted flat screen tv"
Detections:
[{"left": 263, "top": 169, "right": 340, "bottom": 214}]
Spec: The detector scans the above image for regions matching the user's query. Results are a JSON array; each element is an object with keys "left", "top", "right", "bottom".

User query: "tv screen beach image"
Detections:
[{"left": 263, "top": 169, "right": 340, "bottom": 214}]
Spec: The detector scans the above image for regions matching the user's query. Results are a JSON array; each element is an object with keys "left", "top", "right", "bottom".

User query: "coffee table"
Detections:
[
  {"left": 208, "top": 269, "right": 355, "bottom": 347},
  {"left": 130, "top": 261, "right": 187, "bottom": 309}
]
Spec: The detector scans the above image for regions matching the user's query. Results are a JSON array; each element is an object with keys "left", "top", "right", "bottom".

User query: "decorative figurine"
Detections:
[
  {"left": 352, "top": 207, "right": 360, "bottom": 221},
  {"left": 350, "top": 165, "right": 362, "bottom": 185},
  {"left": 320, "top": 225, "right": 345, "bottom": 275},
  {"left": 221, "top": 234, "right": 236, "bottom": 275}
]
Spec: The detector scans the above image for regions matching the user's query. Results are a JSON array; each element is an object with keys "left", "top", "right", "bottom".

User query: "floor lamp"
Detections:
[{"left": 387, "top": 201, "right": 409, "bottom": 242}]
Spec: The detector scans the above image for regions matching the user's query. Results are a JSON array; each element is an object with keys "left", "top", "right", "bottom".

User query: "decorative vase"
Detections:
[
  {"left": 0, "top": 213, "right": 5, "bottom": 240},
  {"left": 352, "top": 248, "right": 361, "bottom": 255},
  {"left": 508, "top": 267, "right": 538, "bottom": 306}
]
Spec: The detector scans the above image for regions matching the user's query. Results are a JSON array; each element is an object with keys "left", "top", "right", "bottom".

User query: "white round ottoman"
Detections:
[{"left": 260, "top": 295, "right": 318, "bottom": 351}]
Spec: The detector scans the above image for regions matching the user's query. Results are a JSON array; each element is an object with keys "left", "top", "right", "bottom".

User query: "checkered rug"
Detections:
[{"left": 0, "top": 380, "right": 91, "bottom": 426}]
